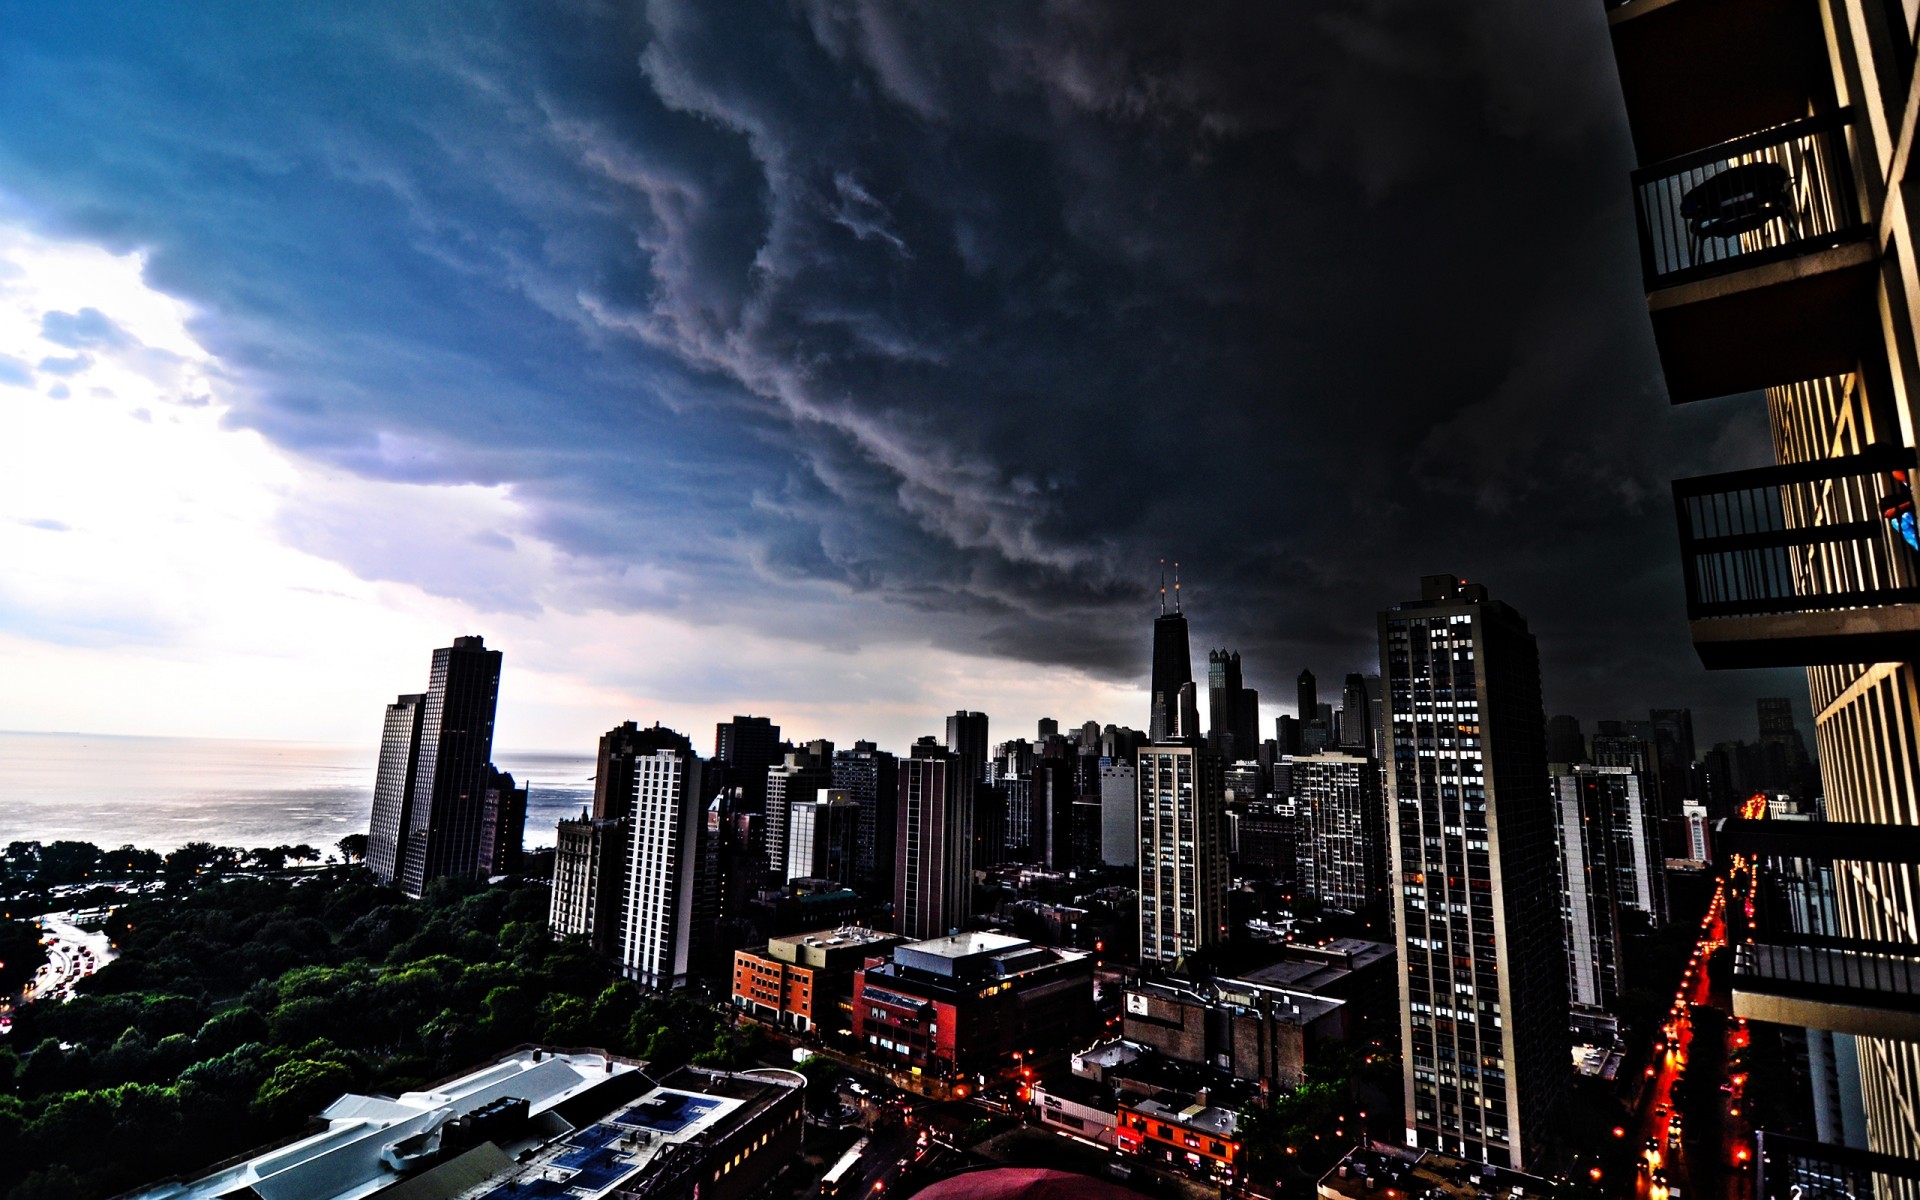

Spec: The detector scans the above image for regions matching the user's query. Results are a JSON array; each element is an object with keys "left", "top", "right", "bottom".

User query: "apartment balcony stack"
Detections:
[{"left": 1604, "top": 0, "right": 1920, "bottom": 1184}]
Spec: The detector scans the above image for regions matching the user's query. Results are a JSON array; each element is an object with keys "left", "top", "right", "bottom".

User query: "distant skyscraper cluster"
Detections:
[{"left": 361, "top": 553, "right": 1849, "bottom": 1185}]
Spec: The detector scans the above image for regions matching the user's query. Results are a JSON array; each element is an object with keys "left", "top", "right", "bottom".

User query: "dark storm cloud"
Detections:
[{"left": 0, "top": 0, "right": 1795, "bottom": 743}]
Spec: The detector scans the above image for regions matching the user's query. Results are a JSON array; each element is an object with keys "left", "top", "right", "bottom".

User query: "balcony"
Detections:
[
  {"left": 1672, "top": 445, "right": 1920, "bottom": 668},
  {"left": 1606, "top": 0, "right": 1827, "bottom": 165},
  {"left": 1633, "top": 110, "right": 1876, "bottom": 401},
  {"left": 1722, "top": 819, "right": 1920, "bottom": 1041},
  {"left": 1733, "top": 935, "right": 1920, "bottom": 1040},
  {"left": 1754, "top": 1130, "right": 1920, "bottom": 1200}
]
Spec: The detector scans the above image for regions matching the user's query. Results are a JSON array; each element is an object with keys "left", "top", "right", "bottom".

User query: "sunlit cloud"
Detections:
[{"left": 0, "top": 226, "right": 1141, "bottom": 750}]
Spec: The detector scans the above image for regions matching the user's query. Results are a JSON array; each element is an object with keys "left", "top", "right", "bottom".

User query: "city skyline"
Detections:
[{"left": 0, "top": 5, "right": 1809, "bottom": 755}]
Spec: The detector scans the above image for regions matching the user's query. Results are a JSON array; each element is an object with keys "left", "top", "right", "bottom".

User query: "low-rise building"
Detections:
[
  {"left": 731, "top": 926, "right": 906, "bottom": 1035},
  {"left": 1030, "top": 1074, "right": 1120, "bottom": 1146},
  {"left": 128, "top": 1051, "right": 806, "bottom": 1200},
  {"left": 1117, "top": 1088, "right": 1241, "bottom": 1181},
  {"left": 852, "top": 931, "right": 1094, "bottom": 1086},
  {"left": 1122, "top": 976, "right": 1343, "bottom": 1091}
]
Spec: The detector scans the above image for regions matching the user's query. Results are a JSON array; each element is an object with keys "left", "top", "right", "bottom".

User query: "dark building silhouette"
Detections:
[
  {"left": 1338, "top": 672, "right": 1371, "bottom": 752},
  {"left": 714, "top": 715, "right": 782, "bottom": 811},
  {"left": 478, "top": 767, "right": 526, "bottom": 876},
  {"left": 593, "top": 720, "right": 653, "bottom": 822},
  {"left": 895, "top": 737, "right": 973, "bottom": 940},
  {"left": 946, "top": 710, "right": 990, "bottom": 786},
  {"left": 1545, "top": 714, "right": 1587, "bottom": 765},
  {"left": 367, "top": 636, "right": 504, "bottom": 897},
  {"left": 1381, "top": 576, "right": 1566, "bottom": 1172},
  {"left": 1149, "top": 566, "right": 1194, "bottom": 742},
  {"left": 832, "top": 741, "right": 898, "bottom": 897},
  {"left": 1297, "top": 668, "right": 1318, "bottom": 724}
]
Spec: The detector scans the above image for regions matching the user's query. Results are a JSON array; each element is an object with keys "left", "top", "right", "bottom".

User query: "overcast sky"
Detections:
[{"left": 0, "top": 2, "right": 1808, "bottom": 754}]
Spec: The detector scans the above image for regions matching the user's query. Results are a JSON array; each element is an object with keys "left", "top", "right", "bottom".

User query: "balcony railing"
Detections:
[
  {"left": 1674, "top": 444, "right": 1920, "bottom": 622},
  {"left": 1733, "top": 845, "right": 1920, "bottom": 1039},
  {"left": 1633, "top": 109, "right": 1866, "bottom": 288},
  {"left": 1756, "top": 1130, "right": 1920, "bottom": 1200},
  {"left": 1736, "top": 934, "right": 1920, "bottom": 1007}
]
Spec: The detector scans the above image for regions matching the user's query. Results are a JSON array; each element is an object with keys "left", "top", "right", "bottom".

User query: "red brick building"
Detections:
[{"left": 732, "top": 926, "right": 905, "bottom": 1035}]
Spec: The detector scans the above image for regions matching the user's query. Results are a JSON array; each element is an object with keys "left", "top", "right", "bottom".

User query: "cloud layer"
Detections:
[{"left": 0, "top": 1, "right": 1805, "bottom": 746}]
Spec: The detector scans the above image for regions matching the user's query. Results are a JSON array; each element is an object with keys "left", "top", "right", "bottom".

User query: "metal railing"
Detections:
[
  {"left": 1735, "top": 935, "right": 1920, "bottom": 1004},
  {"left": 1633, "top": 109, "right": 1867, "bottom": 287},
  {"left": 1673, "top": 444, "right": 1920, "bottom": 620},
  {"left": 1756, "top": 1130, "right": 1920, "bottom": 1199}
]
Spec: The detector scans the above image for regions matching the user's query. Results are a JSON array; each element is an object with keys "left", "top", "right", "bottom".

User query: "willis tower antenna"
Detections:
[{"left": 1149, "top": 560, "right": 1194, "bottom": 742}]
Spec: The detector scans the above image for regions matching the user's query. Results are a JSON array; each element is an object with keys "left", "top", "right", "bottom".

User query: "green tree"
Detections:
[
  {"left": 251, "top": 1059, "right": 352, "bottom": 1124},
  {"left": 0, "top": 918, "right": 48, "bottom": 995}
]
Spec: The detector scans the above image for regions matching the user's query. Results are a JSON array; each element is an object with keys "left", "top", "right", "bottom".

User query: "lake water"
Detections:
[{"left": 0, "top": 731, "right": 595, "bottom": 854}]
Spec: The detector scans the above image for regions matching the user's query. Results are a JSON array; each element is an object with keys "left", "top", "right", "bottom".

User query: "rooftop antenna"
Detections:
[
  {"left": 1159, "top": 559, "right": 1167, "bottom": 615},
  {"left": 1174, "top": 561, "right": 1182, "bottom": 614}
]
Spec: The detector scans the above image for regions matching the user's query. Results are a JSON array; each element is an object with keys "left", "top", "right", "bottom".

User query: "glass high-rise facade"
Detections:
[{"left": 1381, "top": 576, "right": 1565, "bottom": 1173}]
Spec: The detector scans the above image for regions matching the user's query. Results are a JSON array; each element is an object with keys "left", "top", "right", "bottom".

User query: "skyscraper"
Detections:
[
  {"left": 1099, "top": 760, "right": 1138, "bottom": 867},
  {"left": 369, "top": 636, "right": 505, "bottom": 898},
  {"left": 785, "top": 791, "right": 861, "bottom": 886},
  {"left": 1296, "top": 668, "right": 1317, "bottom": 724},
  {"left": 1136, "top": 742, "right": 1228, "bottom": 964},
  {"left": 1339, "top": 673, "right": 1371, "bottom": 751},
  {"left": 1295, "top": 751, "right": 1385, "bottom": 915},
  {"left": 1552, "top": 767, "right": 1627, "bottom": 1028},
  {"left": 714, "top": 715, "right": 781, "bottom": 811},
  {"left": 367, "top": 692, "right": 425, "bottom": 887},
  {"left": 832, "top": 741, "right": 898, "bottom": 896},
  {"left": 615, "top": 724, "right": 704, "bottom": 990},
  {"left": 1381, "top": 576, "right": 1566, "bottom": 1172},
  {"left": 594, "top": 720, "right": 655, "bottom": 821},
  {"left": 1556, "top": 764, "right": 1667, "bottom": 930},
  {"left": 945, "top": 710, "right": 990, "bottom": 785},
  {"left": 1208, "top": 649, "right": 1245, "bottom": 758},
  {"left": 895, "top": 738, "right": 973, "bottom": 941},
  {"left": 764, "top": 749, "right": 830, "bottom": 883},
  {"left": 1149, "top": 566, "right": 1194, "bottom": 742},
  {"left": 1544, "top": 715, "right": 1586, "bottom": 766}
]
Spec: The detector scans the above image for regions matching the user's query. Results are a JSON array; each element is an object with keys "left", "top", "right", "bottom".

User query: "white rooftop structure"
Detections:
[{"left": 133, "top": 1050, "right": 636, "bottom": 1200}]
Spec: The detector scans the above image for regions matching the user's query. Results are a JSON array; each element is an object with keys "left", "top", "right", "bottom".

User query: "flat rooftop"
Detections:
[
  {"left": 904, "top": 931, "right": 1029, "bottom": 959},
  {"left": 770, "top": 926, "right": 899, "bottom": 951},
  {"left": 1316, "top": 1146, "right": 1554, "bottom": 1200},
  {"left": 133, "top": 1050, "right": 637, "bottom": 1200}
]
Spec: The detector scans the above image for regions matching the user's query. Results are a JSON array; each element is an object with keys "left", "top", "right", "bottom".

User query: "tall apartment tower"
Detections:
[
  {"left": 1552, "top": 766, "right": 1629, "bottom": 1028},
  {"left": 1338, "top": 673, "right": 1372, "bottom": 752},
  {"left": 1295, "top": 750, "right": 1386, "bottom": 915},
  {"left": 1380, "top": 576, "right": 1566, "bottom": 1172},
  {"left": 763, "top": 749, "right": 830, "bottom": 883},
  {"left": 549, "top": 813, "right": 626, "bottom": 953},
  {"left": 786, "top": 791, "right": 861, "bottom": 885},
  {"left": 1149, "top": 567, "right": 1194, "bottom": 742},
  {"left": 368, "top": 692, "right": 426, "bottom": 887},
  {"left": 1558, "top": 763, "right": 1667, "bottom": 931},
  {"left": 832, "top": 742, "right": 898, "bottom": 896},
  {"left": 594, "top": 720, "right": 656, "bottom": 821},
  {"left": 615, "top": 724, "right": 704, "bottom": 990},
  {"left": 713, "top": 715, "right": 781, "bottom": 811},
  {"left": 366, "top": 636, "right": 504, "bottom": 897},
  {"left": 1136, "top": 741, "right": 1229, "bottom": 965},
  {"left": 945, "top": 710, "right": 991, "bottom": 785},
  {"left": 894, "top": 738, "right": 973, "bottom": 941},
  {"left": 1603, "top": 4, "right": 1920, "bottom": 1178}
]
